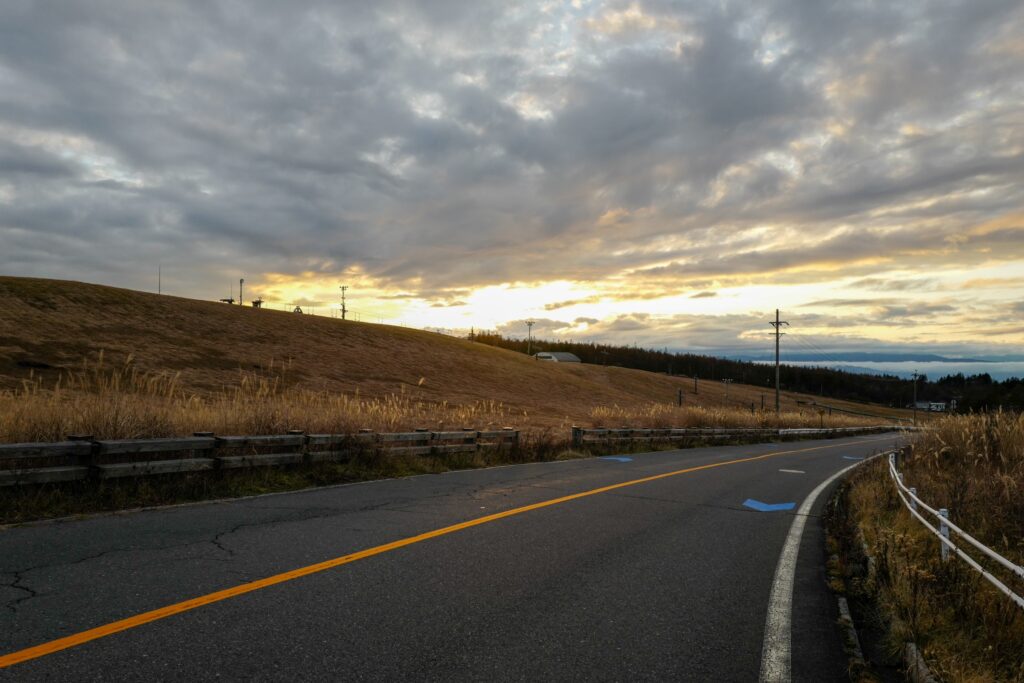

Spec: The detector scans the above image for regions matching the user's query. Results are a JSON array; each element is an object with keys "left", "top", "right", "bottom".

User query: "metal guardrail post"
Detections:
[
  {"left": 571, "top": 426, "right": 582, "bottom": 448},
  {"left": 909, "top": 487, "right": 917, "bottom": 511},
  {"left": 939, "top": 508, "right": 950, "bottom": 562}
]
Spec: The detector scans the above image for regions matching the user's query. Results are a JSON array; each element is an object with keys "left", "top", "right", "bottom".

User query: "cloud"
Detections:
[
  {"left": 496, "top": 317, "right": 575, "bottom": 337},
  {"left": 0, "top": 0, "right": 1022, "bottom": 355},
  {"left": 847, "top": 277, "right": 936, "bottom": 292},
  {"left": 802, "top": 298, "right": 900, "bottom": 308},
  {"left": 690, "top": 290, "right": 716, "bottom": 298},
  {"left": 544, "top": 296, "right": 605, "bottom": 311}
]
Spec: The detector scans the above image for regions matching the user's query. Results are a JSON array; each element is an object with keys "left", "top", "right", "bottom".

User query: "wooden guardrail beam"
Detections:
[{"left": 0, "top": 428, "right": 521, "bottom": 486}]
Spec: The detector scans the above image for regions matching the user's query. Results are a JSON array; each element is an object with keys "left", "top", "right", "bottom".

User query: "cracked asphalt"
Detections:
[{"left": 0, "top": 434, "right": 900, "bottom": 681}]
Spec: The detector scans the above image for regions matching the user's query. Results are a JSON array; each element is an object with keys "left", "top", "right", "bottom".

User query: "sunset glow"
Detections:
[{"left": 2, "top": 1, "right": 1023, "bottom": 364}]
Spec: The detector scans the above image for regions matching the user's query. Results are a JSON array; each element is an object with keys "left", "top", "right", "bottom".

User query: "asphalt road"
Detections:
[{"left": 0, "top": 434, "right": 902, "bottom": 681}]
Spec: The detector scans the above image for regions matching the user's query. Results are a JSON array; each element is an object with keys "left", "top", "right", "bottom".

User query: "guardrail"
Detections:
[
  {"left": 0, "top": 428, "right": 519, "bottom": 487},
  {"left": 571, "top": 425, "right": 897, "bottom": 448},
  {"left": 888, "top": 452, "right": 1024, "bottom": 610}
]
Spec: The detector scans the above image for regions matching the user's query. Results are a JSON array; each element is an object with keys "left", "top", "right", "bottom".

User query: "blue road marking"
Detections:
[
  {"left": 600, "top": 456, "right": 633, "bottom": 463},
  {"left": 842, "top": 456, "right": 865, "bottom": 460},
  {"left": 743, "top": 499, "right": 796, "bottom": 512}
]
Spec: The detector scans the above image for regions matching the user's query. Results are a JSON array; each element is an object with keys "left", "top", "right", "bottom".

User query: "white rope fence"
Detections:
[{"left": 888, "top": 452, "right": 1024, "bottom": 610}]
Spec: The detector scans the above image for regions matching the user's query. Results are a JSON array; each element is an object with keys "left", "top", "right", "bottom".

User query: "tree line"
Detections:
[{"left": 471, "top": 332, "right": 1023, "bottom": 411}]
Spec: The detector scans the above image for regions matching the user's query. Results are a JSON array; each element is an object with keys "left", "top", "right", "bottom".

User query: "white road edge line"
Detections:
[
  {"left": 778, "top": 469, "right": 805, "bottom": 474},
  {"left": 758, "top": 455, "right": 876, "bottom": 682}
]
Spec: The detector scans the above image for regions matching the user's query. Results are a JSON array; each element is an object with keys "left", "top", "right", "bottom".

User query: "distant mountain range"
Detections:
[{"left": 733, "top": 352, "right": 993, "bottom": 363}]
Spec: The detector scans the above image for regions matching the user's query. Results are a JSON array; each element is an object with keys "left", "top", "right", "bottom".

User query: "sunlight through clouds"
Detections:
[{"left": 1, "top": 0, "right": 1022, "bottom": 357}]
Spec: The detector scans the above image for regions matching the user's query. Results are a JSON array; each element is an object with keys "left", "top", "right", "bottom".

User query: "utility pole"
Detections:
[
  {"left": 770, "top": 309, "right": 789, "bottom": 414},
  {"left": 239, "top": 278, "right": 244, "bottom": 305},
  {"left": 722, "top": 378, "right": 733, "bottom": 400},
  {"left": 158, "top": 264, "right": 161, "bottom": 295},
  {"left": 526, "top": 320, "right": 535, "bottom": 356},
  {"left": 912, "top": 370, "right": 919, "bottom": 426},
  {"left": 339, "top": 285, "right": 348, "bottom": 320}
]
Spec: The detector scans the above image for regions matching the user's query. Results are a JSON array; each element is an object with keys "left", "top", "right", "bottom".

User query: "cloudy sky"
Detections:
[{"left": 2, "top": 0, "right": 1023, "bottom": 359}]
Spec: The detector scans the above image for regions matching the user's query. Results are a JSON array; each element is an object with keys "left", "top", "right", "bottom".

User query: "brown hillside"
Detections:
[{"left": 0, "top": 276, "right": 909, "bottom": 431}]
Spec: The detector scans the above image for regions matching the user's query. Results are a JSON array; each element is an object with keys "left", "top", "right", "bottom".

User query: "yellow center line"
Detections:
[{"left": 0, "top": 436, "right": 891, "bottom": 669}]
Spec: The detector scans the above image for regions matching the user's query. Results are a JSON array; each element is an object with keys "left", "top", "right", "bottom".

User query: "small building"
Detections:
[{"left": 534, "top": 352, "right": 581, "bottom": 363}]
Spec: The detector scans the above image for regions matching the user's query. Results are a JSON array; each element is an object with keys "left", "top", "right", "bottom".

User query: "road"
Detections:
[{"left": 0, "top": 434, "right": 901, "bottom": 681}]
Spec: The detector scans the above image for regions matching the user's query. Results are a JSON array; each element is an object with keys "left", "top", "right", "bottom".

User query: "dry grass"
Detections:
[
  {"left": 0, "top": 276, "right": 898, "bottom": 522},
  {"left": 0, "top": 276, "right": 914, "bottom": 432},
  {"left": 588, "top": 403, "right": 876, "bottom": 430},
  {"left": 0, "top": 355, "right": 522, "bottom": 442},
  {"left": 0, "top": 355, "right": 881, "bottom": 443},
  {"left": 845, "top": 412, "right": 1024, "bottom": 682}
]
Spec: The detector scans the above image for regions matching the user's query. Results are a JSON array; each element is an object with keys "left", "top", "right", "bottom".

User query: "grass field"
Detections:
[
  {"left": 0, "top": 275, "right": 914, "bottom": 521},
  {"left": 841, "top": 412, "right": 1024, "bottom": 682},
  {"left": 0, "top": 276, "right": 912, "bottom": 442}
]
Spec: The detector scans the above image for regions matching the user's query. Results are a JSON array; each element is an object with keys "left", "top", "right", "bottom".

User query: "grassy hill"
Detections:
[{"left": 0, "top": 276, "right": 911, "bottom": 439}]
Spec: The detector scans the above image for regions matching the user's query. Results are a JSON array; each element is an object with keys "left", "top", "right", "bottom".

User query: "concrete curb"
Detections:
[
  {"left": 904, "top": 642, "right": 940, "bottom": 683},
  {"left": 836, "top": 595, "right": 867, "bottom": 663},
  {"left": 859, "top": 526, "right": 939, "bottom": 683}
]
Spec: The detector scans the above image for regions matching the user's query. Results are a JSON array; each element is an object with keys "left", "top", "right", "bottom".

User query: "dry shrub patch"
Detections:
[{"left": 845, "top": 412, "right": 1024, "bottom": 682}]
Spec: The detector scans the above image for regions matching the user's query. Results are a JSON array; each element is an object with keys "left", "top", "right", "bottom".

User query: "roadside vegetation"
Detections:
[
  {"left": 837, "top": 412, "right": 1024, "bottom": 682},
  {"left": 0, "top": 276, "right": 914, "bottom": 429},
  {"left": 0, "top": 357, "right": 889, "bottom": 524},
  {"left": 0, "top": 355, "right": 881, "bottom": 443},
  {"left": 0, "top": 277, "right": 900, "bottom": 523}
]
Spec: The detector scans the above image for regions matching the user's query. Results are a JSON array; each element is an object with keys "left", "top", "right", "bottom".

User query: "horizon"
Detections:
[{"left": 2, "top": 2, "right": 1023, "bottom": 362}]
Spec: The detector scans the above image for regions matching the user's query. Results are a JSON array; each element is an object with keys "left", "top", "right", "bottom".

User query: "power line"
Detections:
[
  {"left": 789, "top": 333, "right": 850, "bottom": 368},
  {"left": 785, "top": 331, "right": 847, "bottom": 368},
  {"left": 785, "top": 331, "right": 912, "bottom": 384}
]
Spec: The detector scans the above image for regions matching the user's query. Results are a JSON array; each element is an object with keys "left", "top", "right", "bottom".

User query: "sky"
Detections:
[{"left": 2, "top": 0, "right": 1023, "bottom": 361}]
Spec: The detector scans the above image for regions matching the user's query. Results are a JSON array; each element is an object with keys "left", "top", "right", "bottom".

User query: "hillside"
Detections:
[{"left": 0, "top": 277, "right": 910, "bottom": 432}]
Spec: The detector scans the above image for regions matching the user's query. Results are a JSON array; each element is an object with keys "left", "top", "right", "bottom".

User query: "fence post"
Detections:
[
  {"left": 677, "top": 389, "right": 683, "bottom": 407},
  {"left": 286, "top": 429, "right": 308, "bottom": 462},
  {"left": 68, "top": 434, "right": 97, "bottom": 478},
  {"left": 909, "top": 487, "right": 917, "bottom": 511},
  {"left": 939, "top": 508, "right": 950, "bottom": 561}
]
